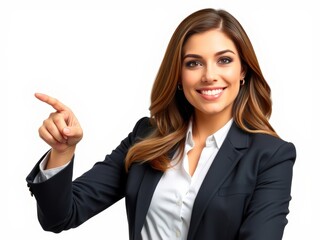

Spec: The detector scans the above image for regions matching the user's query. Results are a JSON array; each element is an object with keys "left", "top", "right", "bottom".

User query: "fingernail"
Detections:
[{"left": 63, "top": 128, "right": 71, "bottom": 134}]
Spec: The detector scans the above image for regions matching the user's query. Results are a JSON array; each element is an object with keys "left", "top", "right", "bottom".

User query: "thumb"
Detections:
[
  {"left": 63, "top": 127, "right": 71, "bottom": 136},
  {"left": 63, "top": 126, "right": 83, "bottom": 139}
]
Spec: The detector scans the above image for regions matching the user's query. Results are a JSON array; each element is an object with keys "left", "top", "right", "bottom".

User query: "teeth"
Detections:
[{"left": 201, "top": 89, "right": 223, "bottom": 96}]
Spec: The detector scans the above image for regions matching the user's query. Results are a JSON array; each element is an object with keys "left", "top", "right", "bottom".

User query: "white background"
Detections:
[{"left": 1, "top": 0, "right": 319, "bottom": 239}]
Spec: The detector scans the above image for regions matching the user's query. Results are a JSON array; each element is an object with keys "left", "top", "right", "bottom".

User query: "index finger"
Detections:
[{"left": 35, "top": 93, "right": 69, "bottom": 112}]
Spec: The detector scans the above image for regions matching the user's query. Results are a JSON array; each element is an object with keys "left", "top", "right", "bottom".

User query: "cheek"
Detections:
[
  {"left": 181, "top": 72, "right": 195, "bottom": 101},
  {"left": 181, "top": 70, "right": 201, "bottom": 87},
  {"left": 225, "top": 71, "right": 242, "bottom": 89},
  {"left": 225, "top": 67, "right": 242, "bottom": 80}
]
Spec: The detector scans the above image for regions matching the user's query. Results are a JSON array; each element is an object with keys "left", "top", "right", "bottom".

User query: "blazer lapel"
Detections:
[
  {"left": 187, "top": 123, "right": 249, "bottom": 240},
  {"left": 133, "top": 165, "right": 163, "bottom": 240}
]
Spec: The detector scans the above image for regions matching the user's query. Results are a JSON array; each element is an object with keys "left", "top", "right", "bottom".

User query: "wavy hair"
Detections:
[{"left": 125, "top": 8, "right": 277, "bottom": 171}]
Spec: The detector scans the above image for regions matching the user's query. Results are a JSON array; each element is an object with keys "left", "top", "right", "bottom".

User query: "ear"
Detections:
[{"left": 241, "top": 64, "right": 247, "bottom": 79}]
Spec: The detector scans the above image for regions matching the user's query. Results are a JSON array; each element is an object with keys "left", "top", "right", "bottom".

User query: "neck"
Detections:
[{"left": 192, "top": 112, "right": 232, "bottom": 142}]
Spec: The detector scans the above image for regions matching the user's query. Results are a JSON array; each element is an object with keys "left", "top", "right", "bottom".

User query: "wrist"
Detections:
[{"left": 46, "top": 146, "right": 76, "bottom": 169}]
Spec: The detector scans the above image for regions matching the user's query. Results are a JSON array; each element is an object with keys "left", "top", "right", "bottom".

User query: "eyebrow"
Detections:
[{"left": 182, "top": 49, "right": 236, "bottom": 60}]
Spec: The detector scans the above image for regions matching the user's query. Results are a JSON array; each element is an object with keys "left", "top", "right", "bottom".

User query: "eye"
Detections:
[
  {"left": 218, "top": 57, "right": 232, "bottom": 64},
  {"left": 185, "top": 60, "right": 203, "bottom": 68}
]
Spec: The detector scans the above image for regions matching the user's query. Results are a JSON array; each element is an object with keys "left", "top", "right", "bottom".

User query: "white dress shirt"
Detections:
[
  {"left": 35, "top": 119, "right": 233, "bottom": 240},
  {"left": 33, "top": 153, "right": 70, "bottom": 183},
  {"left": 141, "top": 119, "right": 233, "bottom": 239}
]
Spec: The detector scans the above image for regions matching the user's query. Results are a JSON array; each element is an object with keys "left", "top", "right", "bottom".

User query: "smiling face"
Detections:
[{"left": 181, "top": 29, "right": 245, "bottom": 123}]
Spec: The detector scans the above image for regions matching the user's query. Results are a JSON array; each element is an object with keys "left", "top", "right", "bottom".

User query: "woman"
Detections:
[{"left": 26, "top": 8, "right": 296, "bottom": 240}]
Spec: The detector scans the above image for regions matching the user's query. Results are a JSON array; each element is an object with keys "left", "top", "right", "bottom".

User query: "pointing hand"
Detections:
[{"left": 35, "top": 93, "right": 83, "bottom": 154}]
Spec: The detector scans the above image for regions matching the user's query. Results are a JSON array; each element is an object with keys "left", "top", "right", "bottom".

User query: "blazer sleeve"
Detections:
[
  {"left": 26, "top": 116, "right": 150, "bottom": 233},
  {"left": 238, "top": 141, "right": 296, "bottom": 240}
]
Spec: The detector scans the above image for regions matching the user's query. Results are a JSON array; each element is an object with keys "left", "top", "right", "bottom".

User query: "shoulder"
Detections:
[
  {"left": 131, "top": 116, "right": 154, "bottom": 139},
  {"left": 247, "top": 131, "right": 297, "bottom": 168},
  {"left": 228, "top": 123, "right": 296, "bottom": 167},
  {"left": 250, "top": 132, "right": 295, "bottom": 154},
  {"left": 229, "top": 122, "right": 296, "bottom": 153},
  {"left": 228, "top": 122, "right": 295, "bottom": 152}
]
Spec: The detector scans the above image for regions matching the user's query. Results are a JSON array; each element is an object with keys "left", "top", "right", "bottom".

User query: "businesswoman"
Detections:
[{"left": 26, "top": 8, "right": 296, "bottom": 240}]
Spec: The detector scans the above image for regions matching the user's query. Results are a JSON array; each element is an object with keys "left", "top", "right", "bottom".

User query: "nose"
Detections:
[{"left": 201, "top": 65, "right": 217, "bottom": 83}]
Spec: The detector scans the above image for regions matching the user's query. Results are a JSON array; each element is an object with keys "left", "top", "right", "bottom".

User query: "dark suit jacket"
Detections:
[{"left": 26, "top": 117, "right": 296, "bottom": 240}]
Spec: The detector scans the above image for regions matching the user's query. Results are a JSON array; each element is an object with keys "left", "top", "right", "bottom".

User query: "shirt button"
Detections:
[
  {"left": 176, "top": 229, "right": 181, "bottom": 237},
  {"left": 176, "top": 200, "right": 182, "bottom": 206}
]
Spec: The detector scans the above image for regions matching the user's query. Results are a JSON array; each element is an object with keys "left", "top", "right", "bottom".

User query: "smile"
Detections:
[
  {"left": 200, "top": 89, "right": 224, "bottom": 96},
  {"left": 195, "top": 87, "right": 226, "bottom": 101}
]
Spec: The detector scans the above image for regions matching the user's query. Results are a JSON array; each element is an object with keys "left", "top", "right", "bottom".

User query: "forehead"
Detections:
[{"left": 183, "top": 29, "right": 237, "bottom": 54}]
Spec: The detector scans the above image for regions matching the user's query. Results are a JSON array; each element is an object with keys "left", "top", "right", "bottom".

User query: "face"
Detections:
[{"left": 181, "top": 29, "right": 245, "bottom": 121}]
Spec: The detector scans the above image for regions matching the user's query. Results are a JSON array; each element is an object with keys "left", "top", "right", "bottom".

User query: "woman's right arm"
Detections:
[{"left": 27, "top": 94, "right": 150, "bottom": 232}]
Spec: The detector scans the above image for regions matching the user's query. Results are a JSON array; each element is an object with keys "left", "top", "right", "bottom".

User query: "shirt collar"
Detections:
[{"left": 186, "top": 118, "right": 233, "bottom": 149}]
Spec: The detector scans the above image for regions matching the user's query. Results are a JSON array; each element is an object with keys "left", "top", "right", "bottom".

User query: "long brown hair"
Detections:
[{"left": 125, "top": 8, "right": 277, "bottom": 171}]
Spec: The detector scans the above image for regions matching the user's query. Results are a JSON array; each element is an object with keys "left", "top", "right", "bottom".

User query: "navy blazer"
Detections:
[{"left": 26, "top": 117, "right": 296, "bottom": 240}]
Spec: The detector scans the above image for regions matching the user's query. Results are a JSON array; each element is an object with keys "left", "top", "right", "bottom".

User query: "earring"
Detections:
[
  {"left": 177, "top": 83, "right": 183, "bottom": 90},
  {"left": 240, "top": 79, "right": 245, "bottom": 86}
]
